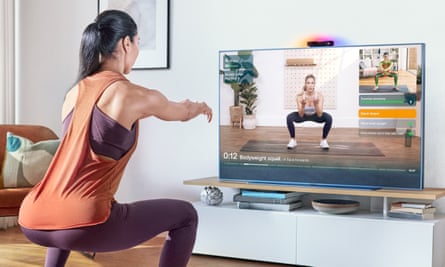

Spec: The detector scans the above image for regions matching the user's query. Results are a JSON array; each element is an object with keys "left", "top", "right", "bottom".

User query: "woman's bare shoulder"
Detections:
[
  {"left": 107, "top": 80, "right": 158, "bottom": 96},
  {"left": 61, "top": 85, "right": 78, "bottom": 120},
  {"left": 101, "top": 80, "right": 167, "bottom": 118}
]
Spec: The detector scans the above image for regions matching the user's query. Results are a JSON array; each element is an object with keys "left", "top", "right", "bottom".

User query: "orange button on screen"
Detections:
[{"left": 358, "top": 109, "right": 416, "bottom": 118}]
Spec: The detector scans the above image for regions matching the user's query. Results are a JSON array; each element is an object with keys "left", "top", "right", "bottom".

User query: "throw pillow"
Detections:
[{"left": 2, "top": 132, "right": 60, "bottom": 188}]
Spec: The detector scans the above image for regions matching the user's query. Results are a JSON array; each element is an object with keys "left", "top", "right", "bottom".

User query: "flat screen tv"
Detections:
[{"left": 219, "top": 43, "right": 425, "bottom": 190}]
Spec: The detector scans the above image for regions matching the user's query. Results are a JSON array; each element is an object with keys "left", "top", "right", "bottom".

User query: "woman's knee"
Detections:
[
  {"left": 176, "top": 200, "right": 198, "bottom": 227},
  {"left": 286, "top": 113, "right": 294, "bottom": 123},
  {"left": 322, "top": 113, "right": 333, "bottom": 125},
  {"left": 326, "top": 113, "right": 333, "bottom": 122}
]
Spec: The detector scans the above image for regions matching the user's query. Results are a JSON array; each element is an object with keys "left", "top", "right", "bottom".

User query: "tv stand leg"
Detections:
[{"left": 383, "top": 196, "right": 389, "bottom": 217}]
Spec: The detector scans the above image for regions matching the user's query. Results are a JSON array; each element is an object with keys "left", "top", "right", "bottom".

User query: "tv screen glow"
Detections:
[{"left": 219, "top": 43, "right": 425, "bottom": 190}]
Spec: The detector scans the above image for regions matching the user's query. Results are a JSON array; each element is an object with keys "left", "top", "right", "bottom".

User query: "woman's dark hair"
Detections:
[{"left": 77, "top": 10, "right": 137, "bottom": 81}]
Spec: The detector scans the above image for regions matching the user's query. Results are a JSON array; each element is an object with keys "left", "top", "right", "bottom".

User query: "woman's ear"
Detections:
[{"left": 122, "top": 36, "right": 131, "bottom": 52}]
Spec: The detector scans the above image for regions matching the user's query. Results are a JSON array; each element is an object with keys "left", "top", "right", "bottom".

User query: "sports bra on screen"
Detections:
[
  {"left": 303, "top": 92, "right": 318, "bottom": 115},
  {"left": 62, "top": 106, "right": 136, "bottom": 160}
]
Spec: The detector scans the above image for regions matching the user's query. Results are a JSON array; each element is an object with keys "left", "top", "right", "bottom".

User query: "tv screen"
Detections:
[{"left": 219, "top": 43, "right": 425, "bottom": 190}]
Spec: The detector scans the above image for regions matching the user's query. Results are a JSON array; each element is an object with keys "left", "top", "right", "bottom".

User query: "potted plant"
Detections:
[
  {"left": 240, "top": 83, "right": 258, "bottom": 129},
  {"left": 416, "top": 65, "right": 422, "bottom": 100},
  {"left": 222, "top": 51, "right": 258, "bottom": 127},
  {"left": 416, "top": 65, "right": 422, "bottom": 85},
  {"left": 228, "top": 83, "right": 243, "bottom": 128}
]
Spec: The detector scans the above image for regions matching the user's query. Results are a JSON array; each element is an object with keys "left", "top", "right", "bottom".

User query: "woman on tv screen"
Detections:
[{"left": 286, "top": 74, "right": 333, "bottom": 149}]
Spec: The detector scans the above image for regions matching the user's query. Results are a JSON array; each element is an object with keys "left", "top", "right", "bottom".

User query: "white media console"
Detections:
[{"left": 185, "top": 177, "right": 445, "bottom": 267}]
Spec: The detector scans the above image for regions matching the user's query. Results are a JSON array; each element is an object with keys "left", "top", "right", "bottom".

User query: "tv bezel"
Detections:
[{"left": 218, "top": 42, "right": 425, "bottom": 190}]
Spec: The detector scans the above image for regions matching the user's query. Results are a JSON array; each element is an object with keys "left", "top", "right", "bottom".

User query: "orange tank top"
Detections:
[{"left": 19, "top": 71, "right": 138, "bottom": 230}]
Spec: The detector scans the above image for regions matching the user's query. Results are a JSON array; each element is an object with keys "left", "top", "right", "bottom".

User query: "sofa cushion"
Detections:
[
  {"left": 0, "top": 187, "right": 31, "bottom": 209},
  {"left": 1, "top": 132, "right": 59, "bottom": 188}
]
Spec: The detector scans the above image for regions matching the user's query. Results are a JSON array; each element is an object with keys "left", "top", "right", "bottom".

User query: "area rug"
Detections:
[
  {"left": 240, "top": 140, "right": 385, "bottom": 157},
  {"left": 359, "top": 84, "right": 409, "bottom": 94}
]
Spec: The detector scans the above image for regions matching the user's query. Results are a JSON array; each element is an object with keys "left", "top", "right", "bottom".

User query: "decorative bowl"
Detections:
[{"left": 312, "top": 199, "right": 360, "bottom": 214}]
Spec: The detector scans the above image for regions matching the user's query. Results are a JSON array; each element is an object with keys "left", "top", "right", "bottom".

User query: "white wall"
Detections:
[{"left": 15, "top": 0, "right": 445, "bottom": 210}]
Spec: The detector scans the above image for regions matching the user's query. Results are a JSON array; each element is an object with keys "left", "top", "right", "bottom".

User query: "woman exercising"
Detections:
[
  {"left": 19, "top": 10, "right": 212, "bottom": 267},
  {"left": 374, "top": 52, "right": 398, "bottom": 91},
  {"left": 286, "top": 74, "right": 332, "bottom": 149}
]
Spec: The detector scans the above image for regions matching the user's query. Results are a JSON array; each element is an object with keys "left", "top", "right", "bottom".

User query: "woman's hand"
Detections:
[
  {"left": 300, "top": 98, "right": 306, "bottom": 106},
  {"left": 201, "top": 102, "right": 213, "bottom": 123},
  {"left": 178, "top": 99, "right": 212, "bottom": 123},
  {"left": 191, "top": 101, "right": 212, "bottom": 123}
]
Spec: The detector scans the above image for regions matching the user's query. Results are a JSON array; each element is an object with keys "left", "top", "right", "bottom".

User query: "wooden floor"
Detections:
[{"left": 0, "top": 226, "right": 295, "bottom": 267}]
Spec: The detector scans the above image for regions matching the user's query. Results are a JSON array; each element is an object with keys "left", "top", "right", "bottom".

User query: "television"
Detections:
[{"left": 219, "top": 43, "right": 425, "bottom": 190}]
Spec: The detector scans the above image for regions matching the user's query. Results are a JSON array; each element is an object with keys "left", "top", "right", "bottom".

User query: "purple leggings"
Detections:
[{"left": 21, "top": 199, "right": 198, "bottom": 267}]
